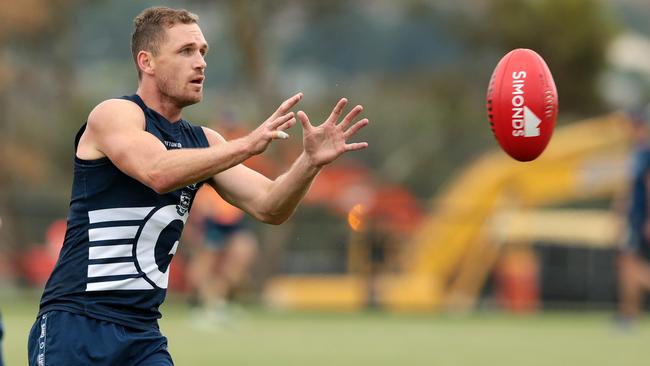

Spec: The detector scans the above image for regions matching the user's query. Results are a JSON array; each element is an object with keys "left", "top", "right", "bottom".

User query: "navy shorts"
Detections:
[
  {"left": 28, "top": 311, "right": 172, "bottom": 366},
  {"left": 203, "top": 218, "right": 245, "bottom": 250}
]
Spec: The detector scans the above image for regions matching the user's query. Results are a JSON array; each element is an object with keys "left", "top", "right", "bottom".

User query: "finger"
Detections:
[
  {"left": 269, "top": 112, "right": 294, "bottom": 129},
  {"left": 272, "top": 131, "right": 290, "bottom": 140},
  {"left": 343, "top": 118, "right": 369, "bottom": 139},
  {"left": 272, "top": 93, "right": 303, "bottom": 118},
  {"left": 277, "top": 117, "right": 296, "bottom": 131},
  {"left": 326, "top": 98, "right": 348, "bottom": 124},
  {"left": 297, "top": 111, "right": 313, "bottom": 131},
  {"left": 338, "top": 105, "right": 363, "bottom": 130},
  {"left": 344, "top": 142, "right": 369, "bottom": 152}
]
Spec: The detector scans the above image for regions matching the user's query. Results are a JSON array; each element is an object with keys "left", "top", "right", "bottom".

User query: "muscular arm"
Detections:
[
  {"left": 208, "top": 98, "right": 369, "bottom": 225},
  {"left": 79, "top": 94, "right": 300, "bottom": 194},
  {"left": 205, "top": 128, "right": 320, "bottom": 224}
]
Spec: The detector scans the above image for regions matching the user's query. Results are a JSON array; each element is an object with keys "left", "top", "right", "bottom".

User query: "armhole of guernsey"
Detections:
[
  {"left": 190, "top": 124, "right": 211, "bottom": 185},
  {"left": 120, "top": 94, "right": 152, "bottom": 133},
  {"left": 73, "top": 124, "right": 109, "bottom": 166},
  {"left": 74, "top": 96, "right": 147, "bottom": 166},
  {"left": 192, "top": 124, "right": 210, "bottom": 148}
]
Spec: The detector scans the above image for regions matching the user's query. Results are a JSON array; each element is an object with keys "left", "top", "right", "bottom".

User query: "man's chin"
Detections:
[
  {"left": 178, "top": 94, "right": 202, "bottom": 108},
  {"left": 191, "top": 91, "right": 203, "bottom": 103}
]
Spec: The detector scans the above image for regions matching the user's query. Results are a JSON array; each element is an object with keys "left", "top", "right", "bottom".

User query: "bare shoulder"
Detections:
[
  {"left": 201, "top": 126, "right": 227, "bottom": 146},
  {"left": 77, "top": 99, "right": 146, "bottom": 160},
  {"left": 87, "top": 98, "right": 145, "bottom": 132}
]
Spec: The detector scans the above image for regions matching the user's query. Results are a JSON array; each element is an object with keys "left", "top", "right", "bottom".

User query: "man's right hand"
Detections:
[{"left": 240, "top": 93, "right": 302, "bottom": 155}]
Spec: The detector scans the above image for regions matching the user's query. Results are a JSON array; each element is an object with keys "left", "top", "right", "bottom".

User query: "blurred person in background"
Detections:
[
  {"left": 617, "top": 104, "right": 650, "bottom": 327},
  {"left": 186, "top": 185, "right": 258, "bottom": 326},
  {"left": 27, "top": 6, "right": 369, "bottom": 366}
]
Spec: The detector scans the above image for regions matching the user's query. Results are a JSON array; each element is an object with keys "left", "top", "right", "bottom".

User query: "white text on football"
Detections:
[{"left": 511, "top": 71, "right": 527, "bottom": 137}]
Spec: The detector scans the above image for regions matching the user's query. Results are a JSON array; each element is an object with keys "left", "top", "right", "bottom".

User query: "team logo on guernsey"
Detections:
[
  {"left": 86, "top": 205, "right": 187, "bottom": 291},
  {"left": 177, "top": 183, "right": 199, "bottom": 216}
]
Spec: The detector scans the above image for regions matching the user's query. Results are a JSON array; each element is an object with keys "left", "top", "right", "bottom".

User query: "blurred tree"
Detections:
[
  {"left": 476, "top": 0, "right": 617, "bottom": 117},
  {"left": 0, "top": 0, "right": 51, "bottom": 39},
  {"left": 228, "top": 0, "right": 267, "bottom": 95},
  {"left": 0, "top": 0, "right": 77, "bottom": 169},
  {"left": 0, "top": 0, "right": 77, "bottom": 251}
]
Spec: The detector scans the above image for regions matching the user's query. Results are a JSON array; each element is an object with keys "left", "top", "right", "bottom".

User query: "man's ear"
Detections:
[{"left": 137, "top": 50, "right": 155, "bottom": 76}]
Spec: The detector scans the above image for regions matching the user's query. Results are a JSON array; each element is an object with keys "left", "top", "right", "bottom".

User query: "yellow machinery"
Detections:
[{"left": 264, "top": 113, "right": 632, "bottom": 311}]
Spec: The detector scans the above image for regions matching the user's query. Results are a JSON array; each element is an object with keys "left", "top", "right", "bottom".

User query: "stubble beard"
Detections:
[{"left": 157, "top": 74, "right": 202, "bottom": 109}]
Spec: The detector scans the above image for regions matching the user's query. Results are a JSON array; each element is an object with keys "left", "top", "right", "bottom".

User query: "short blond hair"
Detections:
[{"left": 131, "top": 6, "right": 199, "bottom": 78}]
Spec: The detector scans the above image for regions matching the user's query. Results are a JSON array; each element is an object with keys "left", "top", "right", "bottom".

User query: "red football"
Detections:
[{"left": 486, "top": 48, "right": 558, "bottom": 161}]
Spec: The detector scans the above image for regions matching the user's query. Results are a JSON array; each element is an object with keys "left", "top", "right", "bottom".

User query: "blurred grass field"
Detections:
[{"left": 1, "top": 290, "right": 649, "bottom": 366}]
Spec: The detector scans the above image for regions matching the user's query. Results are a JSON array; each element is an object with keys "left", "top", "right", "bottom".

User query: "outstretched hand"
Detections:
[
  {"left": 297, "top": 98, "right": 369, "bottom": 167},
  {"left": 244, "top": 93, "right": 302, "bottom": 155}
]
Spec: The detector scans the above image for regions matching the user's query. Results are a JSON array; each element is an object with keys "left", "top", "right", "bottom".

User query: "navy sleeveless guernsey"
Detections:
[{"left": 38, "top": 94, "right": 210, "bottom": 330}]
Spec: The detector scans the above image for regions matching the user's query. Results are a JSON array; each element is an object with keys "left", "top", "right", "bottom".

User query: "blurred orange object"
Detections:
[
  {"left": 347, "top": 203, "right": 367, "bottom": 232},
  {"left": 495, "top": 247, "right": 539, "bottom": 313},
  {"left": 21, "top": 219, "right": 67, "bottom": 286},
  {"left": 45, "top": 219, "right": 66, "bottom": 256},
  {"left": 21, "top": 245, "right": 57, "bottom": 287},
  {"left": 167, "top": 253, "right": 187, "bottom": 292},
  {"left": 193, "top": 185, "right": 244, "bottom": 225}
]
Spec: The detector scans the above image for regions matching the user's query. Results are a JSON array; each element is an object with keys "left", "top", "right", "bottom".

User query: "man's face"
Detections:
[{"left": 153, "top": 23, "right": 208, "bottom": 108}]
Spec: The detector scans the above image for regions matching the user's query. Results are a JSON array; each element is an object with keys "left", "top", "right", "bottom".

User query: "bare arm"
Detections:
[
  {"left": 209, "top": 98, "right": 369, "bottom": 224},
  {"left": 79, "top": 94, "right": 301, "bottom": 194},
  {"left": 205, "top": 128, "right": 319, "bottom": 224}
]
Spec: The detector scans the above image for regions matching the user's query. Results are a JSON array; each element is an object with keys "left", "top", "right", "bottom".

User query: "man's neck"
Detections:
[{"left": 136, "top": 83, "right": 183, "bottom": 123}]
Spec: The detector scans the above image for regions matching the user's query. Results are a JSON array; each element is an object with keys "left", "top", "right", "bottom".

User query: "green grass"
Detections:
[{"left": 2, "top": 290, "right": 650, "bottom": 366}]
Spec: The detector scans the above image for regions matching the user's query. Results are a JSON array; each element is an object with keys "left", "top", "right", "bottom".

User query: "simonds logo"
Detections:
[{"left": 511, "top": 71, "right": 541, "bottom": 137}]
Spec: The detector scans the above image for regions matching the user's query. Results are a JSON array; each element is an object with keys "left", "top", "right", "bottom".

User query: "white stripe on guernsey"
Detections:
[
  {"left": 87, "top": 262, "right": 138, "bottom": 278},
  {"left": 86, "top": 277, "right": 153, "bottom": 291},
  {"left": 89, "top": 244, "right": 133, "bottom": 260},
  {"left": 88, "top": 207, "right": 154, "bottom": 224},
  {"left": 88, "top": 226, "right": 139, "bottom": 241}
]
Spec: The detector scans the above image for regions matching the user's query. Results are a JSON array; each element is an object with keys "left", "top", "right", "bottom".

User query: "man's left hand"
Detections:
[{"left": 297, "top": 98, "right": 369, "bottom": 168}]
